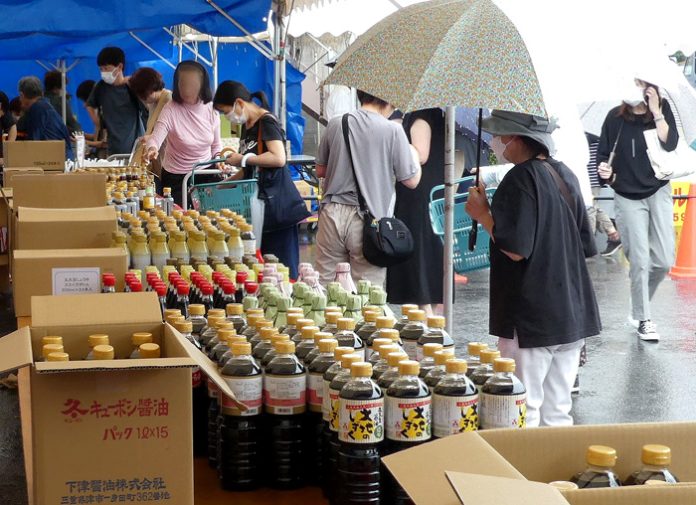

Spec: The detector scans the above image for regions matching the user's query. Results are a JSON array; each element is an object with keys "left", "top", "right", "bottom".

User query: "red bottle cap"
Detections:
[
  {"left": 130, "top": 281, "right": 143, "bottom": 292},
  {"left": 244, "top": 281, "right": 258, "bottom": 294},
  {"left": 168, "top": 271, "right": 179, "bottom": 283},
  {"left": 102, "top": 274, "right": 115, "bottom": 287},
  {"left": 177, "top": 283, "right": 190, "bottom": 296},
  {"left": 201, "top": 283, "right": 214, "bottom": 296},
  {"left": 236, "top": 272, "right": 248, "bottom": 284},
  {"left": 257, "top": 273, "right": 264, "bottom": 284},
  {"left": 222, "top": 281, "right": 235, "bottom": 295},
  {"left": 155, "top": 284, "right": 167, "bottom": 297}
]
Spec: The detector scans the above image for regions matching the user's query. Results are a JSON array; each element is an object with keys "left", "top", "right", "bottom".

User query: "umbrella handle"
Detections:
[
  {"left": 468, "top": 220, "right": 478, "bottom": 251},
  {"left": 469, "top": 108, "right": 484, "bottom": 252}
]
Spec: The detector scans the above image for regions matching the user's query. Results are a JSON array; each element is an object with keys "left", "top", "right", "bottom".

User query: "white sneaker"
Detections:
[
  {"left": 637, "top": 320, "right": 660, "bottom": 342},
  {"left": 627, "top": 315, "right": 639, "bottom": 329}
]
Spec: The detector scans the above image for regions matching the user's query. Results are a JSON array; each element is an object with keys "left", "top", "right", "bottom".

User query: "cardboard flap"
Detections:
[
  {"left": 382, "top": 432, "right": 525, "bottom": 505},
  {"left": 12, "top": 173, "right": 106, "bottom": 209},
  {"left": 18, "top": 206, "right": 115, "bottom": 223},
  {"left": 0, "top": 327, "right": 33, "bottom": 373},
  {"left": 32, "top": 292, "right": 162, "bottom": 328},
  {"left": 446, "top": 472, "right": 570, "bottom": 505},
  {"left": 34, "top": 357, "right": 196, "bottom": 373},
  {"left": 563, "top": 484, "right": 696, "bottom": 505}
]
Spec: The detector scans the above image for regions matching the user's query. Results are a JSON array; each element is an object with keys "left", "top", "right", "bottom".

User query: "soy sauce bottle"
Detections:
[
  {"left": 282, "top": 313, "right": 302, "bottom": 341},
  {"left": 261, "top": 334, "right": 292, "bottom": 369},
  {"left": 424, "top": 349, "right": 456, "bottom": 392},
  {"left": 321, "top": 310, "right": 341, "bottom": 335},
  {"left": 355, "top": 311, "right": 379, "bottom": 350},
  {"left": 394, "top": 304, "right": 418, "bottom": 333},
  {"left": 624, "top": 445, "right": 679, "bottom": 485},
  {"left": 571, "top": 446, "right": 622, "bottom": 489},
  {"left": 471, "top": 349, "right": 502, "bottom": 393},
  {"left": 376, "top": 351, "right": 409, "bottom": 390},
  {"left": 371, "top": 343, "right": 401, "bottom": 380},
  {"left": 336, "top": 362, "right": 384, "bottom": 505},
  {"left": 399, "top": 309, "right": 427, "bottom": 361},
  {"left": 218, "top": 342, "right": 264, "bottom": 491},
  {"left": 252, "top": 326, "right": 279, "bottom": 363},
  {"left": 264, "top": 340, "right": 307, "bottom": 489},
  {"left": 418, "top": 343, "right": 443, "bottom": 378},
  {"left": 225, "top": 303, "right": 246, "bottom": 333},
  {"left": 368, "top": 338, "right": 393, "bottom": 366},
  {"left": 295, "top": 325, "right": 320, "bottom": 362},
  {"left": 417, "top": 316, "right": 454, "bottom": 361},
  {"left": 335, "top": 317, "right": 366, "bottom": 360},
  {"left": 187, "top": 303, "right": 208, "bottom": 337},
  {"left": 465, "top": 342, "right": 489, "bottom": 377},
  {"left": 248, "top": 318, "right": 273, "bottom": 350},
  {"left": 432, "top": 359, "right": 479, "bottom": 438},
  {"left": 366, "top": 316, "right": 396, "bottom": 361},
  {"left": 303, "top": 331, "right": 335, "bottom": 366},
  {"left": 480, "top": 358, "right": 527, "bottom": 430}
]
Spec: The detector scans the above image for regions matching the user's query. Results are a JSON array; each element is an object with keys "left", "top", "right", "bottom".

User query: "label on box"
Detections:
[
  {"left": 221, "top": 375, "right": 263, "bottom": 416},
  {"left": 339, "top": 397, "right": 385, "bottom": 443},
  {"left": 307, "top": 372, "right": 324, "bottom": 413},
  {"left": 52, "top": 267, "right": 100, "bottom": 296},
  {"left": 386, "top": 396, "right": 432, "bottom": 442},
  {"left": 480, "top": 392, "right": 526, "bottom": 429},
  {"left": 263, "top": 374, "right": 306, "bottom": 415},
  {"left": 432, "top": 393, "right": 479, "bottom": 437}
]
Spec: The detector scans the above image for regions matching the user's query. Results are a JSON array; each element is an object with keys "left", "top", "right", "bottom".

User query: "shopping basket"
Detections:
[
  {"left": 188, "top": 160, "right": 258, "bottom": 223},
  {"left": 429, "top": 176, "right": 496, "bottom": 274}
]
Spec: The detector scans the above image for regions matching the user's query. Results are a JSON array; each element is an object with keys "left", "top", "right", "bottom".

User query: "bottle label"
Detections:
[
  {"left": 432, "top": 393, "right": 479, "bottom": 437},
  {"left": 339, "top": 398, "right": 385, "bottom": 444},
  {"left": 386, "top": 396, "right": 432, "bottom": 442},
  {"left": 307, "top": 372, "right": 324, "bottom": 413},
  {"left": 243, "top": 239, "right": 256, "bottom": 256},
  {"left": 329, "top": 387, "right": 342, "bottom": 432},
  {"left": 207, "top": 376, "right": 219, "bottom": 399},
  {"left": 322, "top": 378, "right": 332, "bottom": 421},
  {"left": 480, "top": 393, "right": 527, "bottom": 429},
  {"left": 263, "top": 374, "right": 307, "bottom": 415},
  {"left": 192, "top": 366, "right": 202, "bottom": 388},
  {"left": 220, "top": 375, "right": 263, "bottom": 416},
  {"left": 402, "top": 340, "right": 419, "bottom": 361}
]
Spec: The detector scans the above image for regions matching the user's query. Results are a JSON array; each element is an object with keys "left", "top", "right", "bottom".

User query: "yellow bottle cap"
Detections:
[
  {"left": 174, "top": 320, "right": 193, "bottom": 333},
  {"left": 401, "top": 304, "right": 418, "bottom": 317},
  {"left": 47, "top": 352, "right": 70, "bottom": 362},
  {"left": 467, "top": 342, "right": 488, "bottom": 357},
  {"left": 260, "top": 327, "right": 279, "bottom": 340},
  {"left": 226, "top": 303, "right": 244, "bottom": 316},
  {"left": 642, "top": 445, "right": 671, "bottom": 466},
  {"left": 42, "top": 335, "right": 63, "bottom": 347},
  {"left": 88, "top": 334, "right": 110, "bottom": 348},
  {"left": 324, "top": 312, "right": 340, "bottom": 324},
  {"left": 287, "top": 307, "right": 304, "bottom": 315},
  {"left": 139, "top": 343, "right": 161, "bottom": 359},
  {"left": 301, "top": 326, "right": 320, "bottom": 340},
  {"left": 387, "top": 352, "right": 409, "bottom": 367},
  {"left": 445, "top": 359, "right": 467, "bottom": 374},
  {"left": 227, "top": 336, "right": 247, "bottom": 346},
  {"left": 334, "top": 346, "right": 355, "bottom": 360},
  {"left": 296, "top": 318, "right": 315, "bottom": 330},
  {"left": 363, "top": 311, "right": 379, "bottom": 323},
  {"left": 427, "top": 316, "right": 446, "bottom": 329},
  {"left": 378, "top": 343, "right": 400, "bottom": 359},
  {"left": 587, "top": 445, "right": 618, "bottom": 468},
  {"left": 376, "top": 316, "right": 395, "bottom": 329},
  {"left": 231, "top": 342, "right": 252, "bottom": 356},
  {"left": 42, "top": 344, "right": 64, "bottom": 358},
  {"left": 256, "top": 319, "right": 274, "bottom": 330},
  {"left": 207, "top": 309, "right": 227, "bottom": 318},
  {"left": 131, "top": 332, "right": 153, "bottom": 346},
  {"left": 93, "top": 345, "right": 115, "bottom": 360},
  {"left": 275, "top": 341, "right": 295, "bottom": 354},
  {"left": 318, "top": 338, "right": 339, "bottom": 353},
  {"left": 399, "top": 360, "right": 420, "bottom": 376},
  {"left": 371, "top": 338, "right": 392, "bottom": 353},
  {"left": 434, "top": 349, "right": 455, "bottom": 366},
  {"left": 216, "top": 321, "right": 235, "bottom": 331},
  {"left": 286, "top": 313, "right": 302, "bottom": 325},
  {"left": 188, "top": 304, "right": 205, "bottom": 316},
  {"left": 380, "top": 329, "right": 400, "bottom": 342},
  {"left": 480, "top": 349, "right": 501, "bottom": 364},
  {"left": 271, "top": 334, "right": 291, "bottom": 347},
  {"left": 218, "top": 329, "right": 237, "bottom": 342},
  {"left": 423, "top": 343, "right": 444, "bottom": 358},
  {"left": 314, "top": 331, "right": 333, "bottom": 344},
  {"left": 337, "top": 318, "right": 356, "bottom": 331},
  {"left": 340, "top": 353, "right": 362, "bottom": 368},
  {"left": 362, "top": 305, "right": 379, "bottom": 316},
  {"left": 493, "top": 358, "right": 516, "bottom": 373},
  {"left": 548, "top": 481, "right": 579, "bottom": 491},
  {"left": 351, "top": 362, "right": 372, "bottom": 377},
  {"left": 408, "top": 309, "right": 427, "bottom": 322},
  {"left": 244, "top": 314, "right": 263, "bottom": 328},
  {"left": 167, "top": 315, "right": 186, "bottom": 326}
]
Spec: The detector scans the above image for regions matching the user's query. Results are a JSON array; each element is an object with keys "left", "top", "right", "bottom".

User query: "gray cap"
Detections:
[{"left": 480, "top": 110, "right": 558, "bottom": 155}]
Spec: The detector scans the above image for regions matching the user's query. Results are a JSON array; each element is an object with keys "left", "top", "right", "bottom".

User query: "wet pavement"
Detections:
[{"left": 0, "top": 246, "right": 695, "bottom": 500}]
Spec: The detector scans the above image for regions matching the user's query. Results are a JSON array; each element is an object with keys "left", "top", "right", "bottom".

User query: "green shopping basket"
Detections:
[
  {"left": 188, "top": 160, "right": 258, "bottom": 222},
  {"left": 429, "top": 176, "right": 496, "bottom": 274}
]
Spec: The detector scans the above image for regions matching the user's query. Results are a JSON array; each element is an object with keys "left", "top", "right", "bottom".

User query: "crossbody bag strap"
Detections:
[
  {"left": 540, "top": 160, "right": 576, "bottom": 217},
  {"left": 341, "top": 113, "right": 369, "bottom": 215}
]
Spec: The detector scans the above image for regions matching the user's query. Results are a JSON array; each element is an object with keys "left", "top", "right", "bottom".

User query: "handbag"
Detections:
[
  {"left": 643, "top": 129, "right": 696, "bottom": 180},
  {"left": 341, "top": 113, "right": 414, "bottom": 267}
]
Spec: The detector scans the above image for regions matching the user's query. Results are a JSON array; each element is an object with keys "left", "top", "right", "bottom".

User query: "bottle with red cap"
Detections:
[
  {"left": 235, "top": 271, "right": 248, "bottom": 303},
  {"left": 211, "top": 272, "right": 224, "bottom": 308},
  {"left": 218, "top": 281, "right": 236, "bottom": 310},
  {"left": 166, "top": 272, "right": 181, "bottom": 307},
  {"left": 130, "top": 280, "right": 143, "bottom": 292},
  {"left": 176, "top": 282, "right": 191, "bottom": 318},
  {"left": 101, "top": 273, "right": 116, "bottom": 294},
  {"left": 155, "top": 282, "right": 167, "bottom": 318},
  {"left": 200, "top": 283, "right": 214, "bottom": 313}
]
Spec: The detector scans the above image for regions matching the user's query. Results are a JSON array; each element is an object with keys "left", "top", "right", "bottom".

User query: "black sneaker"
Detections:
[
  {"left": 637, "top": 320, "right": 660, "bottom": 342},
  {"left": 571, "top": 374, "right": 580, "bottom": 394},
  {"left": 601, "top": 240, "right": 622, "bottom": 257}
]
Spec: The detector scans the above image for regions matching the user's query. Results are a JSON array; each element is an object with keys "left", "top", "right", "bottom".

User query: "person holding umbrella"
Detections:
[{"left": 465, "top": 110, "right": 600, "bottom": 428}]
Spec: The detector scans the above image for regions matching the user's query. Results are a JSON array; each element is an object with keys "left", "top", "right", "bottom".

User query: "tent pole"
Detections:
[
  {"left": 443, "top": 106, "right": 456, "bottom": 335},
  {"left": 60, "top": 59, "right": 67, "bottom": 124},
  {"left": 129, "top": 32, "right": 176, "bottom": 69},
  {"left": 164, "top": 28, "right": 212, "bottom": 66},
  {"left": 207, "top": 0, "right": 275, "bottom": 60},
  {"left": 211, "top": 36, "right": 219, "bottom": 91},
  {"left": 272, "top": 4, "right": 287, "bottom": 131}
]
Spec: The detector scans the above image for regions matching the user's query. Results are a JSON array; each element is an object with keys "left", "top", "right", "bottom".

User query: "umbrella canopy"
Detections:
[{"left": 324, "top": 0, "right": 546, "bottom": 117}]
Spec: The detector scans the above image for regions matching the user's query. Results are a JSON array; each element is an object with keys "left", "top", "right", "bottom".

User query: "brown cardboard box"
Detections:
[
  {"left": 383, "top": 423, "right": 696, "bottom": 505},
  {"left": 3, "top": 140, "right": 65, "bottom": 170},
  {"left": 3, "top": 167, "right": 44, "bottom": 188},
  {"left": 16, "top": 206, "right": 116, "bottom": 250},
  {"left": 0, "top": 292, "right": 242, "bottom": 505},
  {"left": 12, "top": 248, "right": 128, "bottom": 317},
  {"left": 12, "top": 172, "right": 106, "bottom": 209}
]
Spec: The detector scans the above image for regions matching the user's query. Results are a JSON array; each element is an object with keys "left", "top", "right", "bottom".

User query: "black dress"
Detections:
[{"left": 387, "top": 108, "right": 444, "bottom": 304}]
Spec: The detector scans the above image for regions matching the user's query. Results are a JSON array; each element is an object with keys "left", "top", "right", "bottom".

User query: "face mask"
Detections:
[
  {"left": 101, "top": 69, "right": 117, "bottom": 85},
  {"left": 490, "top": 136, "right": 511, "bottom": 164},
  {"left": 623, "top": 86, "right": 644, "bottom": 107},
  {"left": 225, "top": 104, "right": 247, "bottom": 125}
]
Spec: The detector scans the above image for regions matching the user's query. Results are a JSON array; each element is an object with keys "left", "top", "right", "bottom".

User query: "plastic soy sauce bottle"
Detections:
[
  {"left": 337, "top": 362, "right": 384, "bottom": 505},
  {"left": 400, "top": 309, "right": 427, "bottom": 361},
  {"left": 385, "top": 360, "right": 432, "bottom": 504},
  {"left": 571, "top": 446, "right": 622, "bottom": 489},
  {"left": 417, "top": 316, "right": 454, "bottom": 361},
  {"left": 264, "top": 340, "right": 307, "bottom": 489},
  {"left": 465, "top": 342, "right": 489, "bottom": 377},
  {"left": 225, "top": 303, "right": 246, "bottom": 333},
  {"left": 243, "top": 315, "right": 267, "bottom": 347},
  {"left": 137, "top": 343, "right": 161, "bottom": 359},
  {"left": 91, "top": 345, "right": 115, "bottom": 360},
  {"left": 39, "top": 344, "right": 65, "bottom": 362},
  {"left": 261, "top": 334, "right": 292, "bottom": 369},
  {"left": 303, "top": 331, "right": 334, "bottom": 366},
  {"left": 335, "top": 318, "right": 366, "bottom": 360},
  {"left": 187, "top": 304, "right": 208, "bottom": 337},
  {"left": 129, "top": 333, "right": 153, "bottom": 358},
  {"left": 356, "top": 311, "right": 379, "bottom": 348},
  {"left": 424, "top": 349, "right": 456, "bottom": 392},
  {"left": 292, "top": 318, "right": 315, "bottom": 346},
  {"left": 624, "top": 445, "right": 679, "bottom": 485},
  {"left": 394, "top": 304, "right": 418, "bottom": 333},
  {"left": 322, "top": 311, "right": 341, "bottom": 335},
  {"left": 85, "top": 334, "right": 110, "bottom": 360},
  {"left": 175, "top": 319, "right": 203, "bottom": 352},
  {"left": 366, "top": 316, "right": 396, "bottom": 361},
  {"left": 480, "top": 358, "right": 527, "bottom": 430},
  {"left": 282, "top": 313, "right": 302, "bottom": 341},
  {"left": 368, "top": 338, "right": 393, "bottom": 366},
  {"left": 377, "top": 352, "right": 410, "bottom": 390},
  {"left": 251, "top": 325, "right": 278, "bottom": 361},
  {"left": 432, "top": 359, "right": 479, "bottom": 438},
  {"left": 218, "top": 342, "right": 263, "bottom": 491},
  {"left": 219, "top": 336, "right": 248, "bottom": 368},
  {"left": 371, "top": 344, "right": 401, "bottom": 381},
  {"left": 471, "top": 349, "right": 502, "bottom": 393},
  {"left": 296, "top": 325, "right": 320, "bottom": 362},
  {"left": 418, "top": 343, "right": 444, "bottom": 379}
]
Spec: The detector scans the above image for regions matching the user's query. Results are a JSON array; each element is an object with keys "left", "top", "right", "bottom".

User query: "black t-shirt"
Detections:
[
  {"left": 0, "top": 113, "right": 16, "bottom": 158},
  {"left": 489, "top": 158, "right": 601, "bottom": 348},
  {"left": 239, "top": 114, "right": 285, "bottom": 179}
]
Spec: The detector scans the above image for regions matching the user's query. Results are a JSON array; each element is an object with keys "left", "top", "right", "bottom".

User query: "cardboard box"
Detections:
[
  {"left": 0, "top": 292, "right": 242, "bottom": 505},
  {"left": 3, "top": 167, "right": 44, "bottom": 188},
  {"left": 3, "top": 140, "right": 65, "bottom": 170},
  {"left": 16, "top": 206, "right": 117, "bottom": 250},
  {"left": 383, "top": 423, "right": 696, "bottom": 505},
  {"left": 12, "top": 173, "right": 106, "bottom": 209},
  {"left": 12, "top": 248, "right": 128, "bottom": 317}
]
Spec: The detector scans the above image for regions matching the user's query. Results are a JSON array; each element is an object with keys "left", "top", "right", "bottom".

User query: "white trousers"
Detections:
[{"left": 497, "top": 335, "right": 583, "bottom": 428}]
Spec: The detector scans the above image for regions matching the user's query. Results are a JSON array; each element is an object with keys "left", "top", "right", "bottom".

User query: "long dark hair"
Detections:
[
  {"left": 616, "top": 80, "right": 661, "bottom": 124},
  {"left": 172, "top": 60, "right": 212, "bottom": 104},
  {"left": 213, "top": 80, "right": 270, "bottom": 110}
]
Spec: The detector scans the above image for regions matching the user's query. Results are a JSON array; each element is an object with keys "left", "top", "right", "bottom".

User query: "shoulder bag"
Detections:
[
  {"left": 643, "top": 128, "right": 696, "bottom": 180},
  {"left": 341, "top": 113, "right": 414, "bottom": 267}
]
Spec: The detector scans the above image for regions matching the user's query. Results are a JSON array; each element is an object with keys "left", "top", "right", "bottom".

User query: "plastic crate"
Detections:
[
  {"left": 190, "top": 178, "right": 258, "bottom": 222},
  {"left": 429, "top": 176, "right": 495, "bottom": 274}
]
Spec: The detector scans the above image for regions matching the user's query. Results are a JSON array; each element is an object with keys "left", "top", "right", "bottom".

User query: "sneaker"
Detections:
[
  {"left": 637, "top": 320, "right": 660, "bottom": 342},
  {"left": 601, "top": 240, "right": 623, "bottom": 257},
  {"left": 571, "top": 374, "right": 580, "bottom": 395}
]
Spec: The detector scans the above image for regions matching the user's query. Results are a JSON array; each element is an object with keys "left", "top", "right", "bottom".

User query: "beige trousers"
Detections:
[{"left": 315, "top": 202, "right": 386, "bottom": 287}]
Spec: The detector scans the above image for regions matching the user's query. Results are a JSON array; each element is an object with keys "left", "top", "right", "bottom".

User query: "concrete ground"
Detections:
[{"left": 1, "top": 247, "right": 695, "bottom": 501}]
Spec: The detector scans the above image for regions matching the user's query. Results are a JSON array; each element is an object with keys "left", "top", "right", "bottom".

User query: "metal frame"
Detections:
[
  {"left": 129, "top": 31, "right": 177, "bottom": 69},
  {"left": 181, "top": 168, "right": 223, "bottom": 210},
  {"left": 443, "top": 107, "right": 456, "bottom": 333},
  {"left": 35, "top": 58, "right": 80, "bottom": 125}
]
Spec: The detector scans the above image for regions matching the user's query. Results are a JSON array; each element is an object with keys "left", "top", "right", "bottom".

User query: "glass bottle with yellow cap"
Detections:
[
  {"left": 187, "top": 304, "right": 208, "bottom": 337},
  {"left": 85, "top": 334, "right": 110, "bottom": 360},
  {"left": 335, "top": 318, "right": 366, "bottom": 360},
  {"left": 624, "top": 445, "right": 678, "bottom": 485},
  {"left": 129, "top": 332, "right": 153, "bottom": 359},
  {"left": 303, "top": 331, "right": 334, "bottom": 365},
  {"left": 571, "top": 445, "right": 622, "bottom": 488},
  {"left": 219, "top": 335, "right": 248, "bottom": 368},
  {"left": 252, "top": 326, "right": 279, "bottom": 362},
  {"left": 205, "top": 320, "right": 235, "bottom": 357},
  {"left": 432, "top": 359, "right": 478, "bottom": 438},
  {"left": 417, "top": 316, "right": 454, "bottom": 361},
  {"left": 471, "top": 349, "right": 502, "bottom": 393},
  {"left": 225, "top": 303, "right": 246, "bottom": 333},
  {"left": 465, "top": 342, "right": 489, "bottom": 378},
  {"left": 368, "top": 338, "right": 393, "bottom": 367},
  {"left": 247, "top": 317, "right": 272, "bottom": 349},
  {"left": 261, "top": 334, "right": 292, "bottom": 369},
  {"left": 400, "top": 309, "right": 427, "bottom": 361},
  {"left": 480, "top": 358, "right": 527, "bottom": 430},
  {"left": 199, "top": 314, "right": 225, "bottom": 348}
]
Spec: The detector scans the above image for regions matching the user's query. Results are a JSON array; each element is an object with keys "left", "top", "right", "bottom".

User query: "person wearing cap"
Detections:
[{"left": 465, "top": 110, "right": 601, "bottom": 428}]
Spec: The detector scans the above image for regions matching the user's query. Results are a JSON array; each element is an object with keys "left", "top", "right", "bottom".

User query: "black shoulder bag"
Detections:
[{"left": 341, "top": 113, "right": 414, "bottom": 267}]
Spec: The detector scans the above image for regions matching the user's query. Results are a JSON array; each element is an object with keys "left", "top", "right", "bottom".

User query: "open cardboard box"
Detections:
[
  {"left": 2, "top": 167, "right": 44, "bottom": 188},
  {"left": 383, "top": 423, "right": 696, "bottom": 505},
  {"left": 11, "top": 172, "right": 106, "bottom": 209},
  {"left": 16, "top": 206, "right": 117, "bottom": 250},
  {"left": 0, "top": 292, "right": 242, "bottom": 505},
  {"left": 3, "top": 140, "right": 65, "bottom": 170}
]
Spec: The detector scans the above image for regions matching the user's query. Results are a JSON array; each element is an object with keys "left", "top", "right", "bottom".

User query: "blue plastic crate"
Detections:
[
  {"left": 429, "top": 176, "right": 495, "bottom": 274},
  {"left": 190, "top": 178, "right": 258, "bottom": 222}
]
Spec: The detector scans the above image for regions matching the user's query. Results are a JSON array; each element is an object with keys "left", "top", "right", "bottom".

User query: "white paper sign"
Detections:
[{"left": 52, "top": 268, "right": 101, "bottom": 296}]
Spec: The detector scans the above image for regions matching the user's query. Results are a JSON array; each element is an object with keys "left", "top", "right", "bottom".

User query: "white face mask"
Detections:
[
  {"left": 226, "top": 104, "right": 247, "bottom": 125},
  {"left": 490, "top": 136, "right": 512, "bottom": 164},
  {"left": 101, "top": 69, "right": 118, "bottom": 85},
  {"left": 623, "top": 86, "right": 645, "bottom": 107}
]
